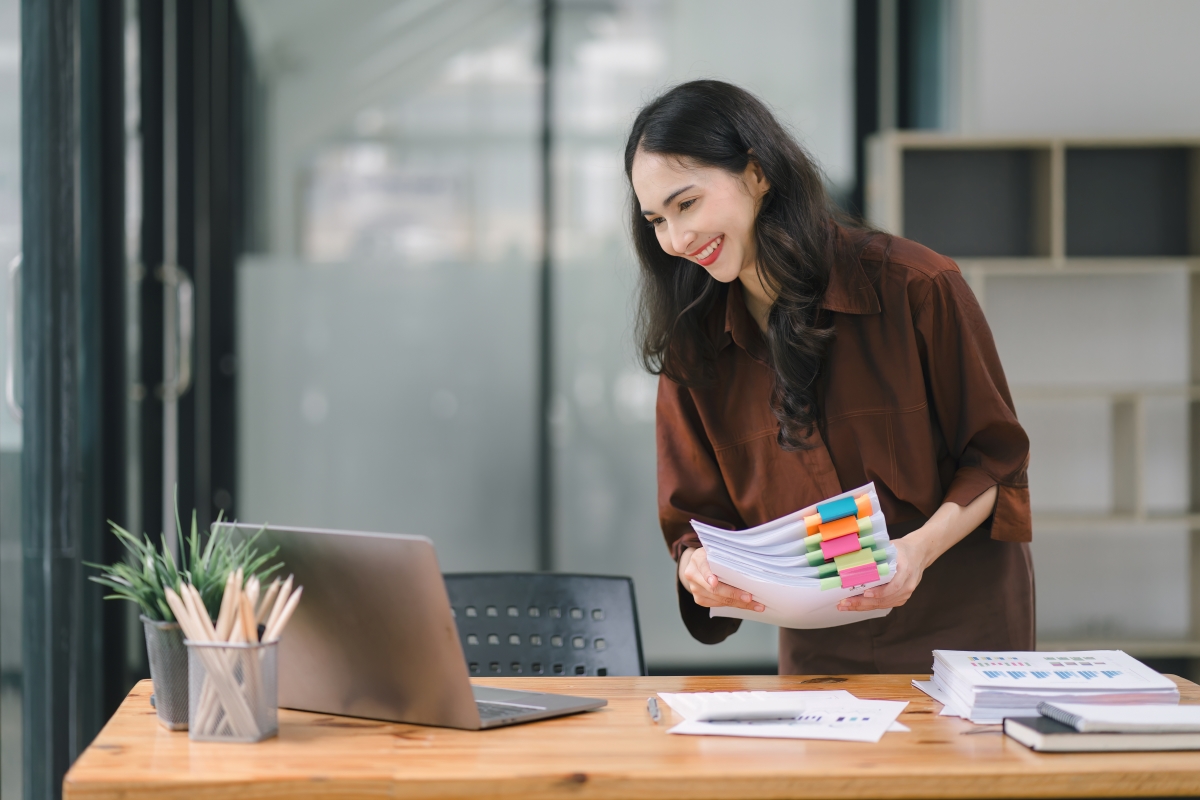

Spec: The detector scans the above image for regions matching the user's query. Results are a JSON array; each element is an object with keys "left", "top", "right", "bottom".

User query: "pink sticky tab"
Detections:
[
  {"left": 840, "top": 563, "right": 880, "bottom": 588},
  {"left": 820, "top": 533, "right": 862, "bottom": 561}
]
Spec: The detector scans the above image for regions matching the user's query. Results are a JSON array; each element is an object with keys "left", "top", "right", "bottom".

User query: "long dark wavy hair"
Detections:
[{"left": 625, "top": 80, "right": 873, "bottom": 450}]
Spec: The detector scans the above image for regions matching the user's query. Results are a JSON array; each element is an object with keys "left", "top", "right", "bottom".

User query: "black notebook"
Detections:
[{"left": 1004, "top": 716, "right": 1200, "bottom": 752}]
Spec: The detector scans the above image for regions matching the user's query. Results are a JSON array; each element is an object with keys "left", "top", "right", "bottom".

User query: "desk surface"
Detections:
[{"left": 64, "top": 674, "right": 1200, "bottom": 800}]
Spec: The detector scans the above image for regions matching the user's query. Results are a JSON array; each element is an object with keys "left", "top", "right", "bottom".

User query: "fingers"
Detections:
[
  {"left": 838, "top": 588, "right": 911, "bottom": 612},
  {"left": 681, "top": 547, "right": 764, "bottom": 612},
  {"left": 837, "top": 574, "right": 914, "bottom": 611}
]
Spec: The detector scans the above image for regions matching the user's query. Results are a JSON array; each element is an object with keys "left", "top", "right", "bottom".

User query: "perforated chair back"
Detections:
[{"left": 442, "top": 573, "right": 645, "bottom": 677}]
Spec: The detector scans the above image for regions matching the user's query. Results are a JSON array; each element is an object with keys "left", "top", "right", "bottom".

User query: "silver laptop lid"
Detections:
[{"left": 216, "top": 523, "right": 482, "bottom": 729}]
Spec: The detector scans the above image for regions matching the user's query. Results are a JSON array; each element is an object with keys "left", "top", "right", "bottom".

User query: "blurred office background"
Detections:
[{"left": 2, "top": 1, "right": 1200, "bottom": 798}]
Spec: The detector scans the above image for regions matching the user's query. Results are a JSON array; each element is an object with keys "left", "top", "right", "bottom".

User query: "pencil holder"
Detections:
[
  {"left": 186, "top": 640, "right": 279, "bottom": 742},
  {"left": 141, "top": 615, "right": 189, "bottom": 730}
]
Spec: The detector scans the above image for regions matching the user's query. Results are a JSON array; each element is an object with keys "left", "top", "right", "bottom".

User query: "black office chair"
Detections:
[{"left": 442, "top": 573, "right": 645, "bottom": 677}]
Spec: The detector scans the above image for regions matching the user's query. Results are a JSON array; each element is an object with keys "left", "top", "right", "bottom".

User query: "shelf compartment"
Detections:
[
  {"left": 901, "top": 147, "right": 1052, "bottom": 258},
  {"left": 1065, "top": 146, "right": 1195, "bottom": 257}
]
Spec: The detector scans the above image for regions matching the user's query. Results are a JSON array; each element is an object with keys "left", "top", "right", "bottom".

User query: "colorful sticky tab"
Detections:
[
  {"left": 834, "top": 548, "right": 875, "bottom": 571},
  {"left": 816, "top": 496, "right": 858, "bottom": 523},
  {"left": 806, "top": 529, "right": 877, "bottom": 555},
  {"left": 816, "top": 544, "right": 884, "bottom": 575},
  {"left": 820, "top": 532, "right": 862, "bottom": 561},
  {"left": 855, "top": 495, "right": 873, "bottom": 518},
  {"left": 819, "top": 515, "right": 861, "bottom": 541},
  {"left": 857, "top": 516, "right": 873, "bottom": 536},
  {"left": 820, "top": 561, "right": 889, "bottom": 590},
  {"left": 804, "top": 513, "right": 823, "bottom": 535},
  {"left": 840, "top": 562, "right": 881, "bottom": 588}
]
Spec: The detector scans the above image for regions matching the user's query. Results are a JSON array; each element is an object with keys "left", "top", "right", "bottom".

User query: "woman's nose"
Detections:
[{"left": 671, "top": 229, "right": 695, "bottom": 256}]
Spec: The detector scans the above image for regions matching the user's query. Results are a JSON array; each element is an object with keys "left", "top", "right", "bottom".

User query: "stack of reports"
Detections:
[
  {"left": 924, "top": 650, "right": 1181, "bottom": 724},
  {"left": 691, "top": 483, "right": 899, "bottom": 629}
]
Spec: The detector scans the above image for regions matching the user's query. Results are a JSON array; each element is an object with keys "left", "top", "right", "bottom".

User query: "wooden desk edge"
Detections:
[{"left": 63, "top": 674, "right": 1200, "bottom": 800}]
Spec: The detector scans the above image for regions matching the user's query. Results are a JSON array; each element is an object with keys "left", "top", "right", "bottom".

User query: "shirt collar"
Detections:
[
  {"left": 819, "top": 236, "right": 881, "bottom": 315},
  {"left": 723, "top": 280, "right": 769, "bottom": 363},
  {"left": 721, "top": 238, "right": 881, "bottom": 357}
]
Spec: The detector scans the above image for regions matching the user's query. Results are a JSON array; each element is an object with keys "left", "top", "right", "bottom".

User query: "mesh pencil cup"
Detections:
[
  {"left": 186, "top": 639, "right": 279, "bottom": 742},
  {"left": 141, "top": 615, "right": 189, "bottom": 730}
]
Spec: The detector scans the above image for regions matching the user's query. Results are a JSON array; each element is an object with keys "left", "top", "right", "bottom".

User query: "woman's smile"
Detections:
[{"left": 689, "top": 235, "right": 723, "bottom": 266}]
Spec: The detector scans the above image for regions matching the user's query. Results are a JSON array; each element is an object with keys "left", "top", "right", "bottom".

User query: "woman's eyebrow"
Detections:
[{"left": 641, "top": 184, "right": 695, "bottom": 215}]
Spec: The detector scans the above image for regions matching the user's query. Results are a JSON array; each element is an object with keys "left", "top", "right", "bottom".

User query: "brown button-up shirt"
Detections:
[{"left": 657, "top": 233, "right": 1035, "bottom": 675}]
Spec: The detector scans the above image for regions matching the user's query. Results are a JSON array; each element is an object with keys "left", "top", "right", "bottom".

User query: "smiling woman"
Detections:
[{"left": 625, "top": 81, "right": 1035, "bottom": 675}]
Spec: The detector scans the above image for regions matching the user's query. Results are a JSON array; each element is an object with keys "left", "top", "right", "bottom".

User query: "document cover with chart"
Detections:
[
  {"left": 925, "top": 650, "right": 1180, "bottom": 723},
  {"left": 692, "top": 482, "right": 898, "bottom": 629}
]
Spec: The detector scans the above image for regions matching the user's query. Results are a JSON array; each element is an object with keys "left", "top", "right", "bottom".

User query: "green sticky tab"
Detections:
[
  {"left": 874, "top": 548, "right": 888, "bottom": 564},
  {"left": 858, "top": 517, "right": 873, "bottom": 535},
  {"left": 819, "top": 576, "right": 842, "bottom": 591},
  {"left": 878, "top": 563, "right": 890, "bottom": 577},
  {"left": 834, "top": 548, "right": 875, "bottom": 571},
  {"left": 806, "top": 549, "right": 825, "bottom": 566},
  {"left": 817, "top": 561, "right": 837, "bottom": 578},
  {"left": 803, "top": 532, "right": 821, "bottom": 552}
]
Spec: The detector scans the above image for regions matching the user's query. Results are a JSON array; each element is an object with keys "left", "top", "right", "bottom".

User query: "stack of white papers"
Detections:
[
  {"left": 916, "top": 650, "right": 1180, "bottom": 724},
  {"left": 657, "top": 690, "right": 909, "bottom": 743},
  {"left": 692, "top": 482, "right": 898, "bottom": 629}
]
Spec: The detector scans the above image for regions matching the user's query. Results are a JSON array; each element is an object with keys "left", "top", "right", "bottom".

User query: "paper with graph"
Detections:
[{"left": 658, "top": 689, "right": 909, "bottom": 743}]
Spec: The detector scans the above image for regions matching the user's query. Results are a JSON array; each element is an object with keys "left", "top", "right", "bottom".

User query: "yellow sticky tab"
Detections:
[{"left": 834, "top": 548, "right": 875, "bottom": 571}]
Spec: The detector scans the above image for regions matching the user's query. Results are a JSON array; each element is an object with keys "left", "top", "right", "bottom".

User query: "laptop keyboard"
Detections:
[{"left": 476, "top": 701, "right": 544, "bottom": 721}]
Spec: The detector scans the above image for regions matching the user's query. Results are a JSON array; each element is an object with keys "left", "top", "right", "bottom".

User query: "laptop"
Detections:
[{"left": 214, "top": 523, "right": 607, "bottom": 729}]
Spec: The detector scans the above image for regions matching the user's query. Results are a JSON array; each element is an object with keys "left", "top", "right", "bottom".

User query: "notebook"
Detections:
[
  {"left": 1038, "top": 702, "right": 1200, "bottom": 733},
  {"left": 1004, "top": 716, "right": 1200, "bottom": 752}
]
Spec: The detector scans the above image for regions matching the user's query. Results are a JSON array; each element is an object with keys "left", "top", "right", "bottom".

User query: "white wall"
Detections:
[
  {"left": 955, "top": 0, "right": 1200, "bottom": 135},
  {"left": 949, "top": 0, "right": 1199, "bottom": 642}
]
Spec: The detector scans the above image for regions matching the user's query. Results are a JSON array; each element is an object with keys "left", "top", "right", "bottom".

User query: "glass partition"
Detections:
[
  {"left": 236, "top": 0, "right": 854, "bottom": 669},
  {"left": 236, "top": 0, "right": 542, "bottom": 571},
  {"left": 549, "top": 0, "right": 853, "bottom": 667},
  {"left": 0, "top": 0, "right": 20, "bottom": 792}
]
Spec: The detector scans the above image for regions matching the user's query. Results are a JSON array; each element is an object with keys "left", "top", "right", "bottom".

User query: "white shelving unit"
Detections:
[{"left": 867, "top": 132, "right": 1200, "bottom": 659}]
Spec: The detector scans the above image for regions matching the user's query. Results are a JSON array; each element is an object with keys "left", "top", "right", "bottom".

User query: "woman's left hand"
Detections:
[{"left": 836, "top": 536, "right": 929, "bottom": 612}]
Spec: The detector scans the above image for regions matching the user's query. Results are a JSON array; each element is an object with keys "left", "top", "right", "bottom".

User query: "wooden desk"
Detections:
[{"left": 64, "top": 675, "right": 1200, "bottom": 799}]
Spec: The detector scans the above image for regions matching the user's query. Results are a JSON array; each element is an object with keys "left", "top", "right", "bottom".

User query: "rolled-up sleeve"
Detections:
[
  {"left": 914, "top": 267, "right": 1032, "bottom": 542},
  {"left": 657, "top": 374, "right": 745, "bottom": 643}
]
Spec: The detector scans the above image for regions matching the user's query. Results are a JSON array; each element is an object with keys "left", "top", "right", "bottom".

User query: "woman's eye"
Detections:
[
  {"left": 678, "top": 198, "right": 696, "bottom": 212},
  {"left": 648, "top": 217, "right": 665, "bottom": 226}
]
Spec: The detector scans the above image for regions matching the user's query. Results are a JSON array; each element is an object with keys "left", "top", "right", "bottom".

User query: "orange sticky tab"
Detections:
[
  {"left": 804, "top": 513, "right": 823, "bottom": 535},
  {"left": 819, "top": 515, "right": 860, "bottom": 541},
  {"left": 855, "top": 495, "right": 872, "bottom": 518}
]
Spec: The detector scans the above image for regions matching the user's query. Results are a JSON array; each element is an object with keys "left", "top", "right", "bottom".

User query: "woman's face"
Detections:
[{"left": 630, "top": 149, "right": 769, "bottom": 285}]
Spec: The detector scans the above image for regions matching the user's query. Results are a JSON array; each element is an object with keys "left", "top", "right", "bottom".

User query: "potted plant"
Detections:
[{"left": 88, "top": 507, "right": 280, "bottom": 730}]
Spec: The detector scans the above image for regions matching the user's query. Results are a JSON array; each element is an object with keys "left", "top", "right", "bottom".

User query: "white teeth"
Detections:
[{"left": 698, "top": 237, "right": 721, "bottom": 259}]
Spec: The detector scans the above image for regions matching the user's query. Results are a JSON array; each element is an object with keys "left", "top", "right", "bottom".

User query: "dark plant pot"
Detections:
[{"left": 141, "top": 614, "right": 188, "bottom": 730}]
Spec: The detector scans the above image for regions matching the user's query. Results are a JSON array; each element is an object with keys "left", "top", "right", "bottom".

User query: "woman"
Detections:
[{"left": 626, "top": 80, "right": 1033, "bottom": 674}]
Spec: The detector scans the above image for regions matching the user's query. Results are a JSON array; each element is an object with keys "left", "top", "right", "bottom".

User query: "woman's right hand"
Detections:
[{"left": 678, "top": 547, "right": 765, "bottom": 612}]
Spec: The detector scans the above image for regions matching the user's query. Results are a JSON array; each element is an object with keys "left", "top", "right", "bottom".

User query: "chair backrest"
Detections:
[{"left": 442, "top": 573, "right": 645, "bottom": 677}]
